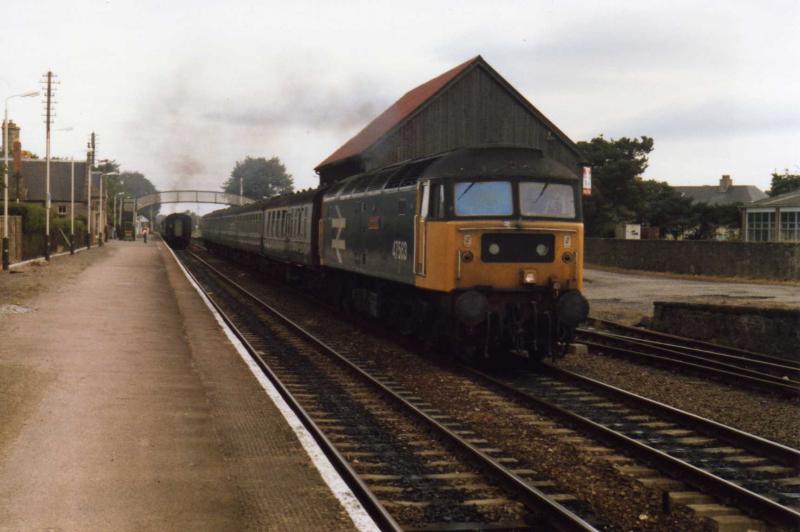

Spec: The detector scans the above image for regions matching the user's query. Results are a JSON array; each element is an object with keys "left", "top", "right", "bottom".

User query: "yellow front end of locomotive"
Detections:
[{"left": 413, "top": 220, "right": 584, "bottom": 293}]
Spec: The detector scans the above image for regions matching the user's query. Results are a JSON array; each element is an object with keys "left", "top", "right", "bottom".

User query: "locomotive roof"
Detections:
[
  {"left": 325, "top": 145, "right": 578, "bottom": 196},
  {"left": 426, "top": 146, "right": 578, "bottom": 180}
]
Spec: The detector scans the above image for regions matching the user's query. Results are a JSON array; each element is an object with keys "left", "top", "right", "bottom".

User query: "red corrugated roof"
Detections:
[{"left": 316, "top": 56, "right": 480, "bottom": 171}]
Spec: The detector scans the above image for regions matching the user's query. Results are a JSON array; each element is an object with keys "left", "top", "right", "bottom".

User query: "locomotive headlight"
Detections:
[
  {"left": 521, "top": 269, "right": 537, "bottom": 284},
  {"left": 488, "top": 243, "right": 500, "bottom": 255},
  {"left": 536, "top": 244, "right": 549, "bottom": 256}
]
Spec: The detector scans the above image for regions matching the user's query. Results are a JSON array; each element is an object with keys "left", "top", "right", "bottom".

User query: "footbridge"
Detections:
[{"left": 135, "top": 190, "right": 255, "bottom": 212}]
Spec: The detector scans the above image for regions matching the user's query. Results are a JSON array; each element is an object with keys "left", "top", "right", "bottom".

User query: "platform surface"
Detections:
[{"left": 0, "top": 240, "right": 358, "bottom": 531}]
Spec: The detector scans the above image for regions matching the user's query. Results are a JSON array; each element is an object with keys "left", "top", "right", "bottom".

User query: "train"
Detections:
[
  {"left": 201, "top": 146, "right": 589, "bottom": 363},
  {"left": 162, "top": 213, "right": 193, "bottom": 250}
]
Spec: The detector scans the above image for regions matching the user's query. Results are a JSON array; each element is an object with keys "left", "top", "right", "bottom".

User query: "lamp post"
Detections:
[
  {"left": 70, "top": 158, "right": 75, "bottom": 254},
  {"left": 85, "top": 147, "right": 93, "bottom": 248},
  {"left": 3, "top": 90, "right": 39, "bottom": 271},
  {"left": 118, "top": 194, "right": 125, "bottom": 233},
  {"left": 64, "top": 149, "right": 86, "bottom": 255},
  {"left": 99, "top": 171, "right": 118, "bottom": 245},
  {"left": 113, "top": 192, "right": 124, "bottom": 240}
]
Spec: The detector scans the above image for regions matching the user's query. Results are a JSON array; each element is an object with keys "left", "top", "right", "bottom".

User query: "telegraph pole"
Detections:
[{"left": 42, "top": 71, "right": 57, "bottom": 261}]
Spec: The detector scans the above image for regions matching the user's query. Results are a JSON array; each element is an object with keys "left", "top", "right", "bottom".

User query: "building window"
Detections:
[
  {"left": 57, "top": 205, "right": 67, "bottom": 216},
  {"left": 781, "top": 210, "right": 800, "bottom": 242},
  {"left": 747, "top": 211, "right": 774, "bottom": 241}
]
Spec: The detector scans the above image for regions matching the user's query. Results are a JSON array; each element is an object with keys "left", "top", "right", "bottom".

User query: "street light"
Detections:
[
  {"left": 3, "top": 90, "right": 39, "bottom": 271},
  {"left": 65, "top": 149, "right": 88, "bottom": 255},
  {"left": 113, "top": 192, "right": 124, "bottom": 240},
  {"left": 99, "top": 171, "right": 119, "bottom": 244}
]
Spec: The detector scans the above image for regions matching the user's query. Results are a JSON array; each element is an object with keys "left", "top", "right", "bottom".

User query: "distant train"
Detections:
[
  {"left": 162, "top": 213, "right": 193, "bottom": 250},
  {"left": 201, "top": 146, "right": 589, "bottom": 363}
]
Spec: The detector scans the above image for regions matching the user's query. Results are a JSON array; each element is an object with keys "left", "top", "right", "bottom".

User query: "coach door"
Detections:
[{"left": 414, "top": 180, "right": 429, "bottom": 276}]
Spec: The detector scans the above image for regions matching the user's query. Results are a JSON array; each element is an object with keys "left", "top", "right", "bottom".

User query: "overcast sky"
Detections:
[{"left": 2, "top": 0, "right": 798, "bottom": 213}]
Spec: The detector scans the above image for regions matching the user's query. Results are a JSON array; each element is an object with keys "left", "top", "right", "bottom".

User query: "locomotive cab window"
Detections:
[
  {"left": 454, "top": 181, "right": 513, "bottom": 216},
  {"left": 520, "top": 181, "right": 576, "bottom": 219}
]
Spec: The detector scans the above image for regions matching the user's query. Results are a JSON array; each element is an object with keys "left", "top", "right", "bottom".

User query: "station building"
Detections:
[{"left": 741, "top": 189, "right": 800, "bottom": 242}]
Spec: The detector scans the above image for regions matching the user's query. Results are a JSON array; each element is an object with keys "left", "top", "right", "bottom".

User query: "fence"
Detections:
[{"left": 585, "top": 238, "right": 800, "bottom": 281}]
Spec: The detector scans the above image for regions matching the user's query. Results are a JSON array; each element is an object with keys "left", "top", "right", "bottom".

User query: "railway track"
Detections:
[
  {"left": 180, "top": 246, "right": 800, "bottom": 530},
  {"left": 576, "top": 321, "right": 800, "bottom": 398},
  {"left": 464, "top": 365, "right": 800, "bottom": 530},
  {"left": 176, "top": 250, "right": 600, "bottom": 532}
]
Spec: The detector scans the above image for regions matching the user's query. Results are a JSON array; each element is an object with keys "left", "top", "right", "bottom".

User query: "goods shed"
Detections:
[{"left": 315, "top": 55, "right": 584, "bottom": 186}]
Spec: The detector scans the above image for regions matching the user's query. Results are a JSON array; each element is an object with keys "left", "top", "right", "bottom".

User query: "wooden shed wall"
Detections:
[{"left": 362, "top": 66, "right": 581, "bottom": 176}]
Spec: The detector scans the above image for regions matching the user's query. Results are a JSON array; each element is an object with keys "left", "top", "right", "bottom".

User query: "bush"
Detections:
[
  {"left": 9, "top": 203, "right": 88, "bottom": 257},
  {"left": 9, "top": 203, "right": 47, "bottom": 232}
]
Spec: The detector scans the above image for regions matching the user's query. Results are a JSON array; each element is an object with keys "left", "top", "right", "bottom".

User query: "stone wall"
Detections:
[
  {"left": 652, "top": 302, "right": 800, "bottom": 360},
  {"left": 586, "top": 238, "right": 800, "bottom": 281},
  {"left": 0, "top": 215, "right": 23, "bottom": 263}
]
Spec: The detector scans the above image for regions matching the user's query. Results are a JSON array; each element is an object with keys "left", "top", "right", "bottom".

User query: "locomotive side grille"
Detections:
[{"left": 481, "top": 233, "right": 555, "bottom": 263}]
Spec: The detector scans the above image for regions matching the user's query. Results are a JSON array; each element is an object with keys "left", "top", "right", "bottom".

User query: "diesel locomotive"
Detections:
[{"left": 201, "top": 146, "right": 589, "bottom": 363}]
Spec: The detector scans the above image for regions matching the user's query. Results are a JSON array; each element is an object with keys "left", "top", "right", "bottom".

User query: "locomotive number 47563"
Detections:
[{"left": 392, "top": 240, "right": 408, "bottom": 261}]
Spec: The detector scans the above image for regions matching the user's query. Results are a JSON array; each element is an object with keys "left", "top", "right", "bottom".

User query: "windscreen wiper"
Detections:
[
  {"left": 457, "top": 182, "right": 477, "bottom": 201},
  {"left": 531, "top": 181, "right": 550, "bottom": 206}
]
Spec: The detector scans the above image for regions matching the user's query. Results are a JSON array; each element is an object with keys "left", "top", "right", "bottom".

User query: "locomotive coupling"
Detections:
[
  {"left": 555, "top": 290, "right": 590, "bottom": 327},
  {"left": 454, "top": 290, "right": 489, "bottom": 326}
]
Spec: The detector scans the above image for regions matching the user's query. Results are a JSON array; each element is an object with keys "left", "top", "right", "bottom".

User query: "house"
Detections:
[
  {"left": 315, "top": 55, "right": 584, "bottom": 185},
  {"left": 20, "top": 159, "right": 103, "bottom": 222},
  {"left": 741, "top": 189, "right": 800, "bottom": 242},
  {"left": 674, "top": 175, "right": 766, "bottom": 206}
]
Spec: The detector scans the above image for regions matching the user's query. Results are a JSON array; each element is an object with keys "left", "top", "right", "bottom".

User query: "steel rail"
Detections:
[
  {"left": 543, "top": 365, "right": 800, "bottom": 468},
  {"left": 587, "top": 318, "right": 797, "bottom": 368},
  {"left": 463, "top": 366, "right": 800, "bottom": 531},
  {"left": 579, "top": 330, "right": 799, "bottom": 385},
  {"left": 577, "top": 336, "right": 800, "bottom": 398},
  {"left": 184, "top": 251, "right": 597, "bottom": 532},
  {"left": 586, "top": 330, "right": 800, "bottom": 380},
  {"left": 178, "top": 252, "right": 403, "bottom": 532}
]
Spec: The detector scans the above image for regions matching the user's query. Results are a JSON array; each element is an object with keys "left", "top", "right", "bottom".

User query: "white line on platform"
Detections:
[{"left": 163, "top": 242, "right": 379, "bottom": 532}]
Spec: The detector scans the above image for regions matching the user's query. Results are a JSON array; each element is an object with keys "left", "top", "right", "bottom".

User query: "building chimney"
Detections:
[
  {"left": 719, "top": 174, "right": 732, "bottom": 193},
  {"left": 1, "top": 120, "right": 20, "bottom": 153}
]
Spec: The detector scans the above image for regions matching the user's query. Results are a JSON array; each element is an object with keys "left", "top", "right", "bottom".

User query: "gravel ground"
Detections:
[
  {"left": 584, "top": 267, "right": 800, "bottom": 325},
  {"left": 198, "top": 250, "right": 714, "bottom": 531},
  {"left": 554, "top": 351, "right": 800, "bottom": 449},
  {"left": 0, "top": 246, "right": 112, "bottom": 308}
]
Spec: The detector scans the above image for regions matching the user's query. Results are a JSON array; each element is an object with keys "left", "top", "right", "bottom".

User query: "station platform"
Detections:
[{"left": 0, "top": 240, "right": 365, "bottom": 530}]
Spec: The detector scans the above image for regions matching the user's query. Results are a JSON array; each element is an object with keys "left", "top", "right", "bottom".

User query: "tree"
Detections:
[
  {"left": 107, "top": 171, "right": 160, "bottom": 221},
  {"left": 94, "top": 159, "right": 120, "bottom": 173},
  {"left": 768, "top": 171, "right": 800, "bottom": 196},
  {"left": 223, "top": 156, "right": 293, "bottom": 199},
  {"left": 686, "top": 203, "right": 742, "bottom": 240},
  {"left": 639, "top": 180, "right": 695, "bottom": 238},
  {"left": 577, "top": 135, "right": 655, "bottom": 237}
]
